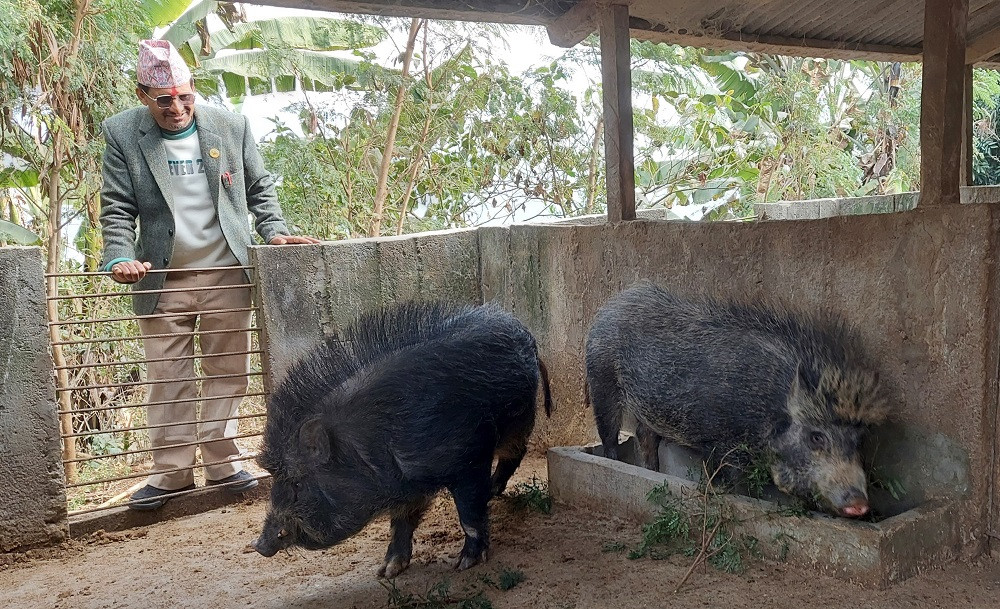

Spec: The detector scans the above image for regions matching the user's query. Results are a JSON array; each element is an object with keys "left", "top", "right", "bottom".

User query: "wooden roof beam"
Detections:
[
  {"left": 255, "top": 0, "right": 558, "bottom": 26},
  {"left": 547, "top": 0, "right": 595, "bottom": 47},
  {"left": 550, "top": 5, "right": 920, "bottom": 60},
  {"left": 548, "top": 0, "right": 635, "bottom": 48},
  {"left": 632, "top": 26, "right": 921, "bottom": 63},
  {"left": 966, "top": 25, "right": 1000, "bottom": 64}
]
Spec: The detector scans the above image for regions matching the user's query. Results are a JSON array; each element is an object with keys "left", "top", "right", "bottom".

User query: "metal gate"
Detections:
[{"left": 45, "top": 265, "right": 269, "bottom": 516}]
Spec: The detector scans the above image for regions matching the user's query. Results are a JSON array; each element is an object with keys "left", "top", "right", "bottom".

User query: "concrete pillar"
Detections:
[{"left": 0, "top": 247, "right": 67, "bottom": 551}]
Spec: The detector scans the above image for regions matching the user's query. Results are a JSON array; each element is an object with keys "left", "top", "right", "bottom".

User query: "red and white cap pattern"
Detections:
[{"left": 137, "top": 40, "right": 191, "bottom": 88}]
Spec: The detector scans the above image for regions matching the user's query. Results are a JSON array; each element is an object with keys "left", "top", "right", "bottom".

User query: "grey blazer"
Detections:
[{"left": 99, "top": 105, "right": 289, "bottom": 314}]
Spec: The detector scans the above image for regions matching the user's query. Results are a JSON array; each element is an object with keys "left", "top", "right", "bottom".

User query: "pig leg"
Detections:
[
  {"left": 491, "top": 453, "right": 526, "bottom": 497},
  {"left": 635, "top": 420, "right": 661, "bottom": 472},
  {"left": 378, "top": 495, "right": 433, "bottom": 578},
  {"left": 588, "top": 372, "right": 625, "bottom": 462},
  {"left": 449, "top": 467, "right": 492, "bottom": 571},
  {"left": 490, "top": 416, "right": 533, "bottom": 496}
]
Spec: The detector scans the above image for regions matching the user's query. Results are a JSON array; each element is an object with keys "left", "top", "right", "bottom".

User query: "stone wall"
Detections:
[{"left": 0, "top": 247, "right": 67, "bottom": 551}]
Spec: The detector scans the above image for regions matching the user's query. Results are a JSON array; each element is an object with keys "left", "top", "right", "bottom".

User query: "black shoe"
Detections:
[
  {"left": 206, "top": 470, "right": 259, "bottom": 494},
  {"left": 128, "top": 483, "right": 196, "bottom": 511}
]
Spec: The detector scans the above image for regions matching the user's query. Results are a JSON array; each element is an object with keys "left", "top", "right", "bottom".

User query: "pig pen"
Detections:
[
  {"left": 3, "top": 192, "right": 1000, "bottom": 605},
  {"left": 250, "top": 189, "right": 1000, "bottom": 588}
]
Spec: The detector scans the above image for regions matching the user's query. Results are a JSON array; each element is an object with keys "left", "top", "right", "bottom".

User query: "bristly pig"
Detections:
[
  {"left": 585, "top": 282, "right": 890, "bottom": 517},
  {"left": 254, "top": 301, "right": 552, "bottom": 577}
]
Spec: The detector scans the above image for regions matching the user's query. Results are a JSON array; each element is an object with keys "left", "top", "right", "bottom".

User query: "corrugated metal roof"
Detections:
[
  {"left": 259, "top": 0, "right": 1000, "bottom": 64},
  {"left": 732, "top": 0, "right": 923, "bottom": 47},
  {"left": 622, "top": 0, "right": 995, "bottom": 61}
]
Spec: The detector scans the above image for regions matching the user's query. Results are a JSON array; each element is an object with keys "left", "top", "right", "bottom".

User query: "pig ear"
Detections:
[
  {"left": 787, "top": 363, "right": 818, "bottom": 423},
  {"left": 298, "top": 417, "right": 333, "bottom": 463},
  {"left": 788, "top": 363, "right": 808, "bottom": 399}
]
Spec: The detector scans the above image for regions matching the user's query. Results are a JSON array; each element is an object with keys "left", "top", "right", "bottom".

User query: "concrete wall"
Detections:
[
  {"left": 755, "top": 192, "right": 920, "bottom": 220},
  {"left": 496, "top": 204, "right": 999, "bottom": 554},
  {"left": 0, "top": 247, "right": 67, "bottom": 551},
  {"left": 251, "top": 228, "right": 481, "bottom": 388},
  {"left": 754, "top": 186, "right": 1000, "bottom": 220},
  {"left": 253, "top": 201, "right": 1000, "bottom": 557}
]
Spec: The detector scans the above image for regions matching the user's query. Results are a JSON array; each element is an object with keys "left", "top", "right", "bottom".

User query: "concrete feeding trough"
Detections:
[{"left": 547, "top": 435, "right": 963, "bottom": 588}]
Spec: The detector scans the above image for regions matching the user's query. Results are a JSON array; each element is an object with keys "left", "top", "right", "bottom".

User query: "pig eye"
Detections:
[{"left": 808, "top": 431, "right": 828, "bottom": 451}]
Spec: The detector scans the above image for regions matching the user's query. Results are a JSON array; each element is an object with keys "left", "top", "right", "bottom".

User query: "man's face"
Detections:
[{"left": 137, "top": 81, "right": 196, "bottom": 131}]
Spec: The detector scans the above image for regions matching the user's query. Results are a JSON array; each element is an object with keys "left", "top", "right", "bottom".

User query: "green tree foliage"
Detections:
[
  {"left": 0, "top": 218, "right": 41, "bottom": 245},
  {"left": 257, "top": 24, "right": 940, "bottom": 234},
  {"left": 1, "top": 0, "right": 153, "bottom": 266},
  {"left": 260, "top": 21, "right": 600, "bottom": 239},
  {"left": 0, "top": 0, "right": 159, "bottom": 484},
  {"left": 621, "top": 43, "right": 924, "bottom": 218},
  {"left": 972, "top": 69, "right": 1000, "bottom": 186}
]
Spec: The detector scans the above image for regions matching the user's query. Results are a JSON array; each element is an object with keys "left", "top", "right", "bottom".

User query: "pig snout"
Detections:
[
  {"left": 253, "top": 525, "right": 290, "bottom": 557},
  {"left": 812, "top": 456, "right": 871, "bottom": 518},
  {"left": 835, "top": 488, "right": 869, "bottom": 518}
]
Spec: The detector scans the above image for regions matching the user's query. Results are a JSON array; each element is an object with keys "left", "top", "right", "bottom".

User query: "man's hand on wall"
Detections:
[{"left": 268, "top": 235, "right": 321, "bottom": 245}]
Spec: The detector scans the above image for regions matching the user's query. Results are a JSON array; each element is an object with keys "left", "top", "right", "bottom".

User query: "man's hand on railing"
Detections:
[{"left": 110, "top": 260, "right": 152, "bottom": 284}]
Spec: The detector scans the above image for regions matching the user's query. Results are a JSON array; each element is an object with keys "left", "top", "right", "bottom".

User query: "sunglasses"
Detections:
[{"left": 141, "top": 90, "right": 195, "bottom": 109}]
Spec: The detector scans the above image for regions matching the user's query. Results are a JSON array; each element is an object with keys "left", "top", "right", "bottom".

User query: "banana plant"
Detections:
[
  {"left": 140, "top": 0, "right": 196, "bottom": 27},
  {"left": 0, "top": 219, "right": 41, "bottom": 245},
  {"left": 156, "top": 1, "right": 387, "bottom": 103}
]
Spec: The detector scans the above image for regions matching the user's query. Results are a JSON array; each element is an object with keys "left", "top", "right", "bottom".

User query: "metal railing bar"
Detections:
[
  {"left": 66, "top": 454, "right": 263, "bottom": 490},
  {"left": 61, "top": 412, "right": 267, "bottom": 439},
  {"left": 68, "top": 472, "right": 270, "bottom": 516},
  {"left": 49, "top": 306, "right": 259, "bottom": 327},
  {"left": 70, "top": 488, "right": 198, "bottom": 514},
  {"left": 62, "top": 432, "right": 263, "bottom": 465},
  {"left": 47, "top": 265, "right": 255, "bottom": 279},
  {"left": 57, "top": 391, "right": 267, "bottom": 416},
  {"left": 52, "top": 327, "right": 261, "bottom": 346},
  {"left": 56, "top": 371, "right": 262, "bottom": 393},
  {"left": 53, "top": 349, "right": 264, "bottom": 371},
  {"left": 49, "top": 283, "right": 251, "bottom": 302}
]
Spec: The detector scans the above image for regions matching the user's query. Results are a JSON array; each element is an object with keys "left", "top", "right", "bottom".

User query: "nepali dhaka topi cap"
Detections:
[{"left": 137, "top": 40, "right": 191, "bottom": 88}]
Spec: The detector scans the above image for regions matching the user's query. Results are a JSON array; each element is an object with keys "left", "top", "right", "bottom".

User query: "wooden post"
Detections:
[
  {"left": 919, "top": 0, "right": 968, "bottom": 205},
  {"left": 599, "top": 3, "right": 636, "bottom": 222},
  {"left": 962, "top": 64, "right": 974, "bottom": 186}
]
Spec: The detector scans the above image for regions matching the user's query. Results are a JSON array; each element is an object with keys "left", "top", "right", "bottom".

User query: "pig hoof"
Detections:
[
  {"left": 455, "top": 549, "right": 487, "bottom": 571},
  {"left": 377, "top": 557, "right": 410, "bottom": 579}
]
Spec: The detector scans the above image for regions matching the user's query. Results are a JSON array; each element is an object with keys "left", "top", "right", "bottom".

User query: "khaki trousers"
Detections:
[{"left": 137, "top": 268, "right": 252, "bottom": 490}]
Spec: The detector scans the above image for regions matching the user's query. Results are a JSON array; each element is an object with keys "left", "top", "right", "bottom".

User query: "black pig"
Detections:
[
  {"left": 585, "top": 282, "right": 889, "bottom": 518},
  {"left": 254, "top": 302, "right": 551, "bottom": 577}
]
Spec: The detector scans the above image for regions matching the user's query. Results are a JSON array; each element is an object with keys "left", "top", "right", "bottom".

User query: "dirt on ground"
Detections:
[{"left": 1, "top": 457, "right": 998, "bottom": 609}]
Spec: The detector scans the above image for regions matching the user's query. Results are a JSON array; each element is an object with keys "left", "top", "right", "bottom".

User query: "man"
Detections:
[{"left": 100, "top": 40, "right": 319, "bottom": 510}]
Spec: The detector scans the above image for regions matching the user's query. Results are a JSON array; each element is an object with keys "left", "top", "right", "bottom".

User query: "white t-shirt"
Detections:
[{"left": 162, "top": 125, "right": 240, "bottom": 269}]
